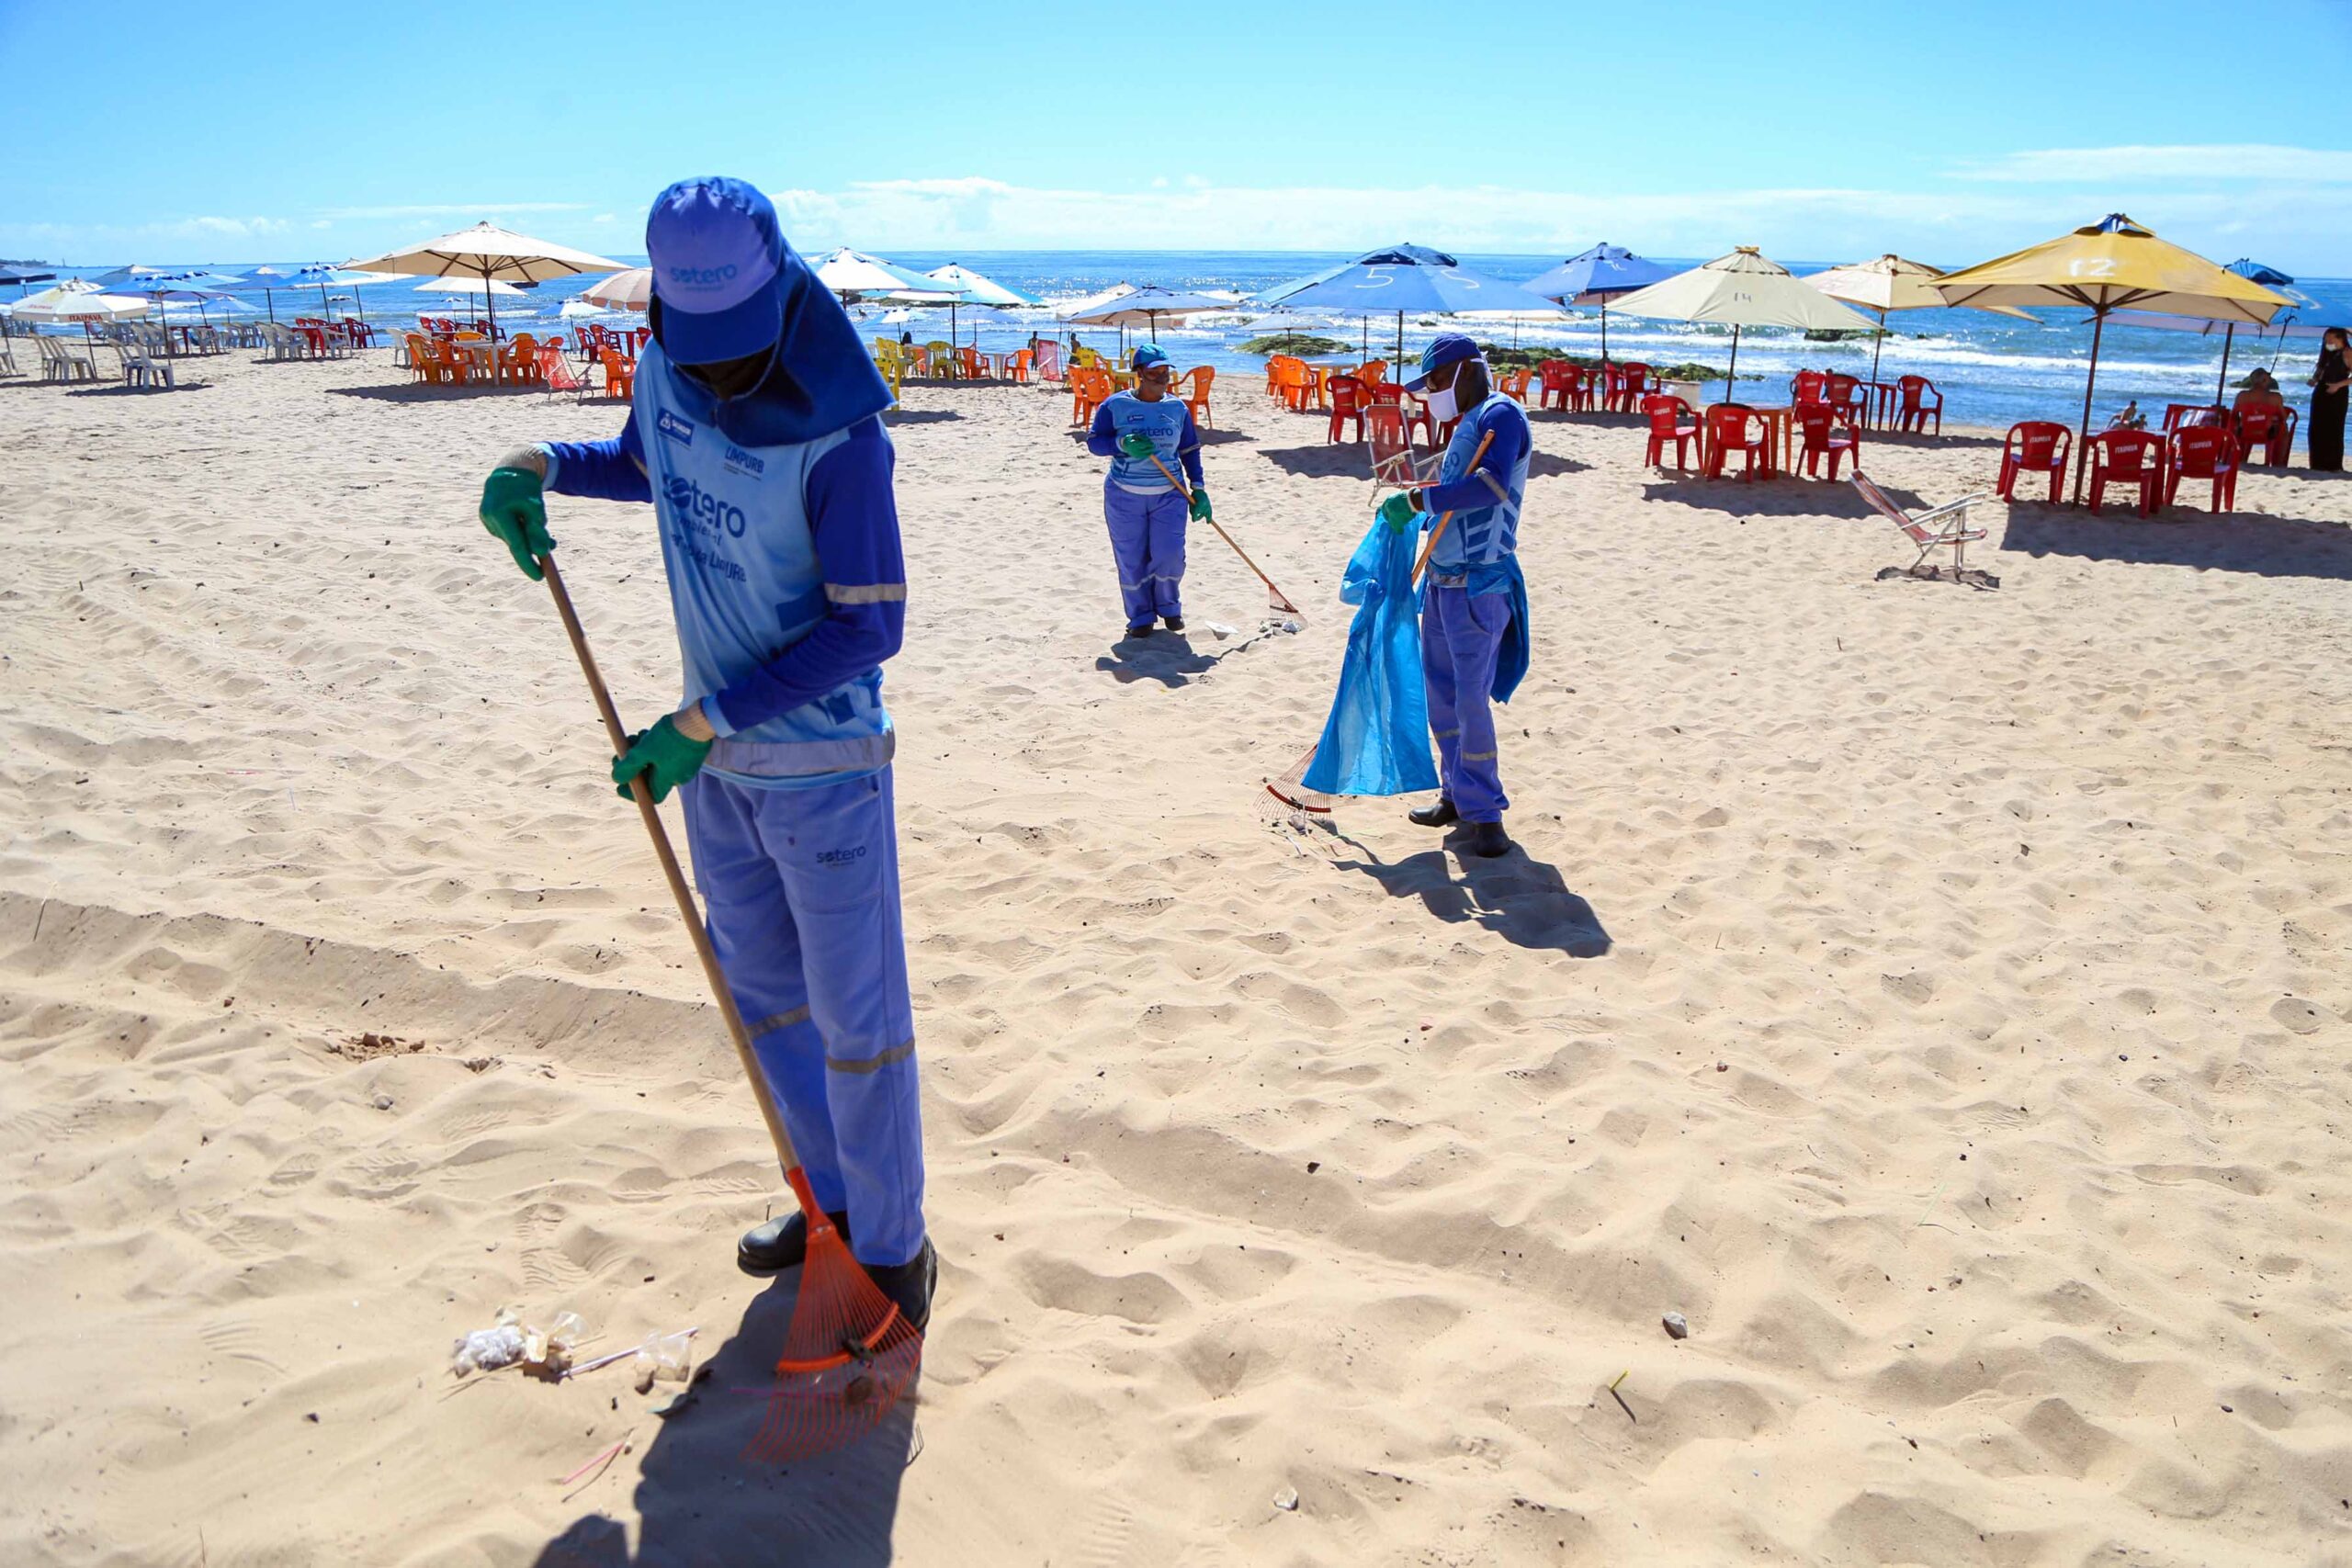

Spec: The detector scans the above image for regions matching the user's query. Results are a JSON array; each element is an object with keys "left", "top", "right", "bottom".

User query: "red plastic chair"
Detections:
[
  {"left": 1400, "top": 390, "right": 1437, "bottom": 447},
  {"left": 1794, "top": 405, "right": 1861, "bottom": 479},
  {"left": 1823, "top": 372, "right": 1870, "bottom": 428},
  {"left": 1536, "top": 358, "right": 1580, "bottom": 411},
  {"left": 1790, "top": 369, "right": 1826, "bottom": 407},
  {"left": 2165, "top": 426, "right": 2239, "bottom": 513},
  {"left": 2085, "top": 430, "right": 2165, "bottom": 517},
  {"left": 2234, "top": 404, "right": 2296, "bottom": 467},
  {"left": 1642, "top": 394, "right": 1700, "bottom": 470},
  {"left": 1607, "top": 361, "right": 1652, "bottom": 412},
  {"left": 1366, "top": 402, "right": 1419, "bottom": 491},
  {"left": 1996, "top": 421, "right": 2072, "bottom": 504},
  {"left": 1895, "top": 375, "right": 1942, "bottom": 434},
  {"left": 2161, "top": 402, "right": 2223, "bottom": 435},
  {"left": 1702, "top": 403, "right": 1769, "bottom": 480},
  {"left": 1326, "top": 375, "right": 1367, "bottom": 443}
]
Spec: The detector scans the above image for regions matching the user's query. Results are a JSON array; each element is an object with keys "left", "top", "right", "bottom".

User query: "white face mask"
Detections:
[{"left": 1424, "top": 382, "right": 1459, "bottom": 423}]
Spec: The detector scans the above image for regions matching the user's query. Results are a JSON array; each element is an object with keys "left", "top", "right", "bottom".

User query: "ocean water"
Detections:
[{"left": 28, "top": 250, "right": 2349, "bottom": 437}]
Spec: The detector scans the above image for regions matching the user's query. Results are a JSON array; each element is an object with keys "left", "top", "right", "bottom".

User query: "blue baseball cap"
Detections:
[
  {"left": 1132, "top": 344, "right": 1176, "bottom": 373},
  {"left": 645, "top": 176, "right": 785, "bottom": 365},
  {"left": 1403, "top": 332, "right": 1484, "bottom": 392}
]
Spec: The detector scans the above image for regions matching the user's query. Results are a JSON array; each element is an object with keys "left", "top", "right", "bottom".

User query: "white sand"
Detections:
[{"left": 3, "top": 344, "right": 2350, "bottom": 1567}]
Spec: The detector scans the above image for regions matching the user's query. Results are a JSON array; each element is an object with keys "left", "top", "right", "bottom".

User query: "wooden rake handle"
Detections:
[
  {"left": 1144, "top": 453, "right": 1301, "bottom": 614},
  {"left": 1410, "top": 429, "right": 1496, "bottom": 588},
  {"left": 537, "top": 553, "right": 803, "bottom": 1176}
]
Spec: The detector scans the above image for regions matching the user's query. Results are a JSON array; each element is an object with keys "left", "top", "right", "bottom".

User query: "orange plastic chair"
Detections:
[
  {"left": 1642, "top": 394, "right": 1701, "bottom": 470},
  {"left": 1794, "top": 404, "right": 1861, "bottom": 479},
  {"left": 1996, "top": 422, "right": 2071, "bottom": 504},
  {"left": 435, "top": 338, "right": 473, "bottom": 386},
  {"left": 956, "top": 346, "right": 983, "bottom": 380},
  {"left": 504, "top": 332, "right": 538, "bottom": 384},
  {"left": 1496, "top": 367, "right": 1532, "bottom": 404},
  {"left": 1182, "top": 366, "right": 1216, "bottom": 427},
  {"left": 1702, "top": 403, "right": 1769, "bottom": 479},
  {"left": 1273, "top": 358, "right": 1313, "bottom": 412},
  {"left": 2165, "top": 425, "right": 2239, "bottom": 513},
  {"left": 598, "top": 348, "right": 635, "bottom": 400},
  {"left": 2085, "top": 429, "right": 2165, "bottom": 516},
  {"left": 1357, "top": 359, "right": 1389, "bottom": 389},
  {"left": 1263, "top": 354, "right": 1290, "bottom": 401},
  {"left": 1006, "top": 348, "right": 1033, "bottom": 384},
  {"left": 403, "top": 333, "right": 439, "bottom": 385},
  {"left": 1070, "top": 367, "right": 1113, "bottom": 425}
]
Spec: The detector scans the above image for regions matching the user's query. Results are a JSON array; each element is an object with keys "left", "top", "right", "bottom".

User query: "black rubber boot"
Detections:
[
  {"left": 864, "top": 1237, "right": 938, "bottom": 1335},
  {"left": 1408, "top": 797, "right": 1459, "bottom": 829},
  {"left": 1467, "top": 820, "right": 1513, "bottom": 858},
  {"left": 1125, "top": 622, "right": 1155, "bottom": 639},
  {"left": 1162, "top": 615, "right": 1185, "bottom": 632},
  {"left": 737, "top": 1208, "right": 853, "bottom": 1275}
]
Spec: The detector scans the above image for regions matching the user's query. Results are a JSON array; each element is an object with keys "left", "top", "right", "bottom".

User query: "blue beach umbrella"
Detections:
[
  {"left": 1521, "top": 242, "right": 1674, "bottom": 367},
  {"left": 1257, "top": 243, "right": 1564, "bottom": 362},
  {"left": 282, "top": 264, "right": 406, "bottom": 327}
]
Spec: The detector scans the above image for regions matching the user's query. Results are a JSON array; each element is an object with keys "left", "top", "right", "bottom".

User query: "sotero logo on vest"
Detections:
[
  {"left": 656, "top": 410, "right": 695, "bottom": 446},
  {"left": 666, "top": 263, "right": 739, "bottom": 287},
  {"left": 814, "top": 846, "right": 867, "bottom": 867},
  {"left": 664, "top": 475, "right": 748, "bottom": 538}
]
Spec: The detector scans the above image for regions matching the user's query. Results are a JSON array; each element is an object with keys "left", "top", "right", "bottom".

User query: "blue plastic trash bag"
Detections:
[{"left": 1300, "top": 513, "right": 1439, "bottom": 796}]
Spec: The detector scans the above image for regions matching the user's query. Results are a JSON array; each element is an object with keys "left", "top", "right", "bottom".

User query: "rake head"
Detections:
[{"left": 741, "top": 1175, "right": 923, "bottom": 1463}]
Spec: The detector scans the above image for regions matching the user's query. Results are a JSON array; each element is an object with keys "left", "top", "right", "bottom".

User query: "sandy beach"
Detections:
[{"left": 4, "top": 345, "right": 2351, "bottom": 1566}]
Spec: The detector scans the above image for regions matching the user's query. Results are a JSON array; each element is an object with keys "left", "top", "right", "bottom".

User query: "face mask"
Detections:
[{"left": 1424, "top": 382, "right": 1459, "bottom": 423}]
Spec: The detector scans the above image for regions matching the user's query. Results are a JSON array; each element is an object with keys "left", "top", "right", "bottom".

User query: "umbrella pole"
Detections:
[
  {"left": 1869, "top": 308, "right": 1886, "bottom": 391},
  {"left": 1394, "top": 309, "right": 1403, "bottom": 365},
  {"left": 484, "top": 266, "right": 497, "bottom": 339},
  {"left": 2073, "top": 310, "right": 2107, "bottom": 504},
  {"left": 1725, "top": 325, "right": 1740, "bottom": 403},
  {"left": 1600, "top": 305, "right": 1609, "bottom": 374},
  {"left": 2213, "top": 322, "right": 2235, "bottom": 406}
]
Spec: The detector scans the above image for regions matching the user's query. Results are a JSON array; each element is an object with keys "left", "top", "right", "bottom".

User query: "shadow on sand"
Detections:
[
  {"left": 1329, "top": 832, "right": 1611, "bottom": 957},
  {"left": 530, "top": 1275, "right": 919, "bottom": 1568},
  {"left": 1094, "top": 629, "right": 1221, "bottom": 687},
  {"left": 1996, "top": 502, "right": 2352, "bottom": 581},
  {"left": 1257, "top": 443, "right": 1586, "bottom": 481}
]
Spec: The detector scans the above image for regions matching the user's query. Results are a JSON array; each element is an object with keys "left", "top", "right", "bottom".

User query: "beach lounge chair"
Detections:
[
  {"left": 113, "top": 338, "right": 176, "bottom": 390},
  {"left": 1894, "top": 375, "right": 1943, "bottom": 434},
  {"left": 1702, "top": 403, "right": 1770, "bottom": 480},
  {"left": 1642, "top": 394, "right": 1701, "bottom": 470},
  {"left": 1182, "top": 366, "right": 1216, "bottom": 427},
  {"left": 1996, "top": 422, "right": 2071, "bottom": 504},
  {"left": 1033, "top": 340, "right": 1064, "bottom": 382},
  {"left": 1849, "top": 470, "right": 1990, "bottom": 574},
  {"left": 2085, "top": 429, "right": 2165, "bottom": 517},
  {"left": 2165, "top": 425, "right": 2239, "bottom": 513},
  {"left": 1365, "top": 402, "right": 1421, "bottom": 493}
]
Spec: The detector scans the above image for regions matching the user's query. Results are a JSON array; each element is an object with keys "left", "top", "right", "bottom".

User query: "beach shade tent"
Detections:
[
  {"left": 1804, "top": 254, "right": 2036, "bottom": 389},
  {"left": 0, "top": 269, "right": 57, "bottom": 290},
  {"left": 1605, "top": 246, "right": 1878, "bottom": 401},
  {"left": 1928, "top": 215, "right": 2291, "bottom": 500},
  {"left": 924, "top": 262, "right": 1036, "bottom": 346},
  {"left": 343, "top": 222, "right": 628, "bottom": 336},
  {"left": 1521, "top": 243, "right": 1675, "bottom": 366},
  {"left": 13, "top": 279, "right": 149, "bottom": 323},
  {"left": 1255, "top": 243, "right": 1566, "bottom": 362},
  {"left": 580, "top": 265, "right": 653, "bottom": 311}
]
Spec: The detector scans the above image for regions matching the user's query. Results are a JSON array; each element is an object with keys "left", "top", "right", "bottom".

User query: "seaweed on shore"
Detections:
[
  {"left": 1240, "top": 333, "right": 1353, "bottom": 355},
  {"left": 1478, "top": 343, "right": 1734, "bottom": 382}
]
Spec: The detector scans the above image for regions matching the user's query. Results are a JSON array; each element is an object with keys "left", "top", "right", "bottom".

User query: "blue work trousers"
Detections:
[
  {"left": 680, "top": 767, "right": 926, "bottom": 1269},
  {"left": 1104, "top": 481, "right": 1187, "bottom": 624},
  {"left": 1421, "top": 583, "right": 1512, "bottom": 823}
]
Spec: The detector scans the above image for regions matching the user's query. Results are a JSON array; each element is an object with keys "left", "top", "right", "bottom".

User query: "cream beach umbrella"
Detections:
[
  {"left": 811, "top": 248, "right": 960, "bottom": 305},
  {"left": 1928, "top": 214, "right": 2290, "bottom": 499},
  {"left": 14, "top": 279, "right": 148, "bottom": 323},
  {"left": 1605, "top": 246, "right": 1877, "bottom": 400},
  {"left": 924, "top": 262, "right": 1035, "bottom": 347},
  {"left": 581, "top": 265, "right": 653, "bottom": 310},
  {"left": 1805, "top": 254, "right": 2034, "bottom": 389},
  {"left": 345, "top": 221, "right": 626, "bottom": 335}
]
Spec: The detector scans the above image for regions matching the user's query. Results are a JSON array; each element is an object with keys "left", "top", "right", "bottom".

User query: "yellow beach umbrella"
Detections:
[
  {"left": 1606, "top": 245, "right": 1877, "bottom": 401},
  {"left": 1928, "top": 214, "right": 2291, "bottom": 499},
  {"left": 1805, "top": 254, "right": 2033, "bottom": 389}
]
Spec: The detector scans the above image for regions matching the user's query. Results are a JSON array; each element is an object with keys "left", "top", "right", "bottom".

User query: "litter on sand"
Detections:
[{"left": 449, "top": 1308, "right": 586, "bottom": 1379}]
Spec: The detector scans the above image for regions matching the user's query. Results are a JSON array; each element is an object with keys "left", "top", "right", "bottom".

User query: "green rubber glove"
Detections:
[
  {"left": 610, "top": 715, "right": 713, "bottom": 804},
  {"left": 1375, "top": 491, "right": 1418, "bottom": 533},
  {"left": 1117, "top": 431, "right": 1158, "bottom": 459},
  {"left": 480, "top": 465, "right": 554, "bottom": 581},
  {"left": 1189, "top": 487, "right": 1213, "bottom": 523}
]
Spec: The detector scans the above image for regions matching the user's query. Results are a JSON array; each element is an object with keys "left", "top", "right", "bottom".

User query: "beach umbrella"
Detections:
[
  {"left": 1607, "top": 246, "right": 1878, "bottom": 401},
  {"left": 811, "top": 248, "right": 960, "bottom": 304},
  {"left": 13, "top": 279, "right": 148, "bottom": 323},
  {"left": 1522, "top": 242, "right": 1674, "bottom": 367},
  {"left": 1804, "top": 254, "right": 2036, "bottom": 389},
  {"left": 2096, "top": 307, "right": 2324, "bottom": 396},
  {"left": 1929, "top": 214, "right": 2291, "bottom": 499},
  {"left": 1257, "top": 243, "right": 1565, "bottom": 363},
  {"left": 415, "top": 276, "right": 530, "bottom": 307},
  {"left": 581, "top": 265, "right": 653, "bottom": 310},
  {"left": 1061, "top": 284, "right": 1238, "bottom": 359},
  {"left": 279, "top": 265, "right": 407, "bottom": 328},
  {"left": 924, "top": 262, "right": 1035, "bottom": 348},
  {"left": 113, "top": 275, "right": 247, "bottom": 331},
  {"left": 344, "top": 222, "right": 627, "bottom": 336},
  {"left": 0, "top": 269, "right": 56, "bottom": 290}
]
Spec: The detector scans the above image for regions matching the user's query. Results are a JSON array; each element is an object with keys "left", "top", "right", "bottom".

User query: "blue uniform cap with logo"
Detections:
[
  {"left": 1403, "top": 332, "right": 1485, "bottom": 392},
  {"left": 646, "top": 176, "right": 786, "bottom": 365},
  {"left": 1132, "top": 344, "right": 1176, "bottom": 373}
]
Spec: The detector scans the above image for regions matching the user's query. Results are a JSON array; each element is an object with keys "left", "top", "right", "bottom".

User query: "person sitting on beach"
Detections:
[
  {"left": 474, "top": 176, "right": 935, "bottom": 1331},
  {"left": 2233, "top": 367, "right": 2285, "bottom": 414},
  {"left": 2106, "top": 400, "right": 2147, "bottom": 432},
  {"left": 1083, "top": 343, "right": 1210, "bottom": 638},
  {"left": 1377, "top": 333, "right": 1533, "bottom": 860}
]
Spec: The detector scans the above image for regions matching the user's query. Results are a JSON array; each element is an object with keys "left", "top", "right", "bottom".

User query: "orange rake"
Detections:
[
  {"left": 536, "top": 552, "right": 921, "bottom": 1463},
  {"left": 1261, "top": 430, "right": 1494, "bottom": 816}
]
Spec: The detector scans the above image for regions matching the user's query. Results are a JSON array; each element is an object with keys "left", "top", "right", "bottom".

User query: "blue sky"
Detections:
[{"left": 5, "top": 0, "right": 2349, "bottom": 273}]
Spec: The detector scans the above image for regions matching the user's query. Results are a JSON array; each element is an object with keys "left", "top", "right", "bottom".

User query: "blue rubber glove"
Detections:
[
  {"left": 1189, "top": 488, "right": 1213, "bottom": 523},
  {"left": 1375, "top": 491, "right": 1419, "bottom": 533},
  {"left": 1117, "top": 432, "right": 1158, "bottom": 459},
  {"left": 480, "top": 466, "right": 554, "bottom": 581},
  {"left": 611, "top": 715, "right": 713, "bottom": 804}
]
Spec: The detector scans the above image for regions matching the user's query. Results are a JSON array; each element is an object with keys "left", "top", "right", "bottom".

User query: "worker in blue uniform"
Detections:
[
  {"left": 474, "top": 177, "right": 934, "bottom": 1330},
  {"left": 1083, "top": 343, "right": 1210, "bottom": 638},
  {"left": 1378, "top": 333, "right": 1532, "bottom": 860}
]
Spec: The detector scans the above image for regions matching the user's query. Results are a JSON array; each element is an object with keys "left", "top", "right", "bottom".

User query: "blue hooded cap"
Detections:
[{"left": 645, "top": 176, "right": 893, "bottom": 446}]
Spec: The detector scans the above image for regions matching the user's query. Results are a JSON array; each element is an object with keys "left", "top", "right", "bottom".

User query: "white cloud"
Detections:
[
  {"left": 1952, "top": 144, "right": 2352, "bottom": 184},
  {"left": 592, "top": 212, "right": 617, "bottom": 223},
  {"left": 311, "top": 200, "right": 594, "bottom": 220},
  {"left": 311, "top": 219, "right": 334, "bottom": 230}
]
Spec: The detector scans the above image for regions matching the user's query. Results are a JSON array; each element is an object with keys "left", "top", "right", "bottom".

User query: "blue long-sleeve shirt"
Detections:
[
  {"left": 1085, "top": 391, "right": 1204, "bottom": 490},
  {"left": 541, "top": 412, "right": 906, "bottom": 736},
  {"left": 1419, "top": 397, "right": 1531, "bottom": 516}
]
